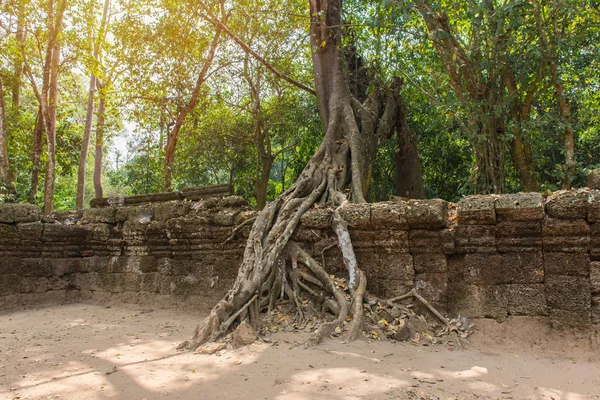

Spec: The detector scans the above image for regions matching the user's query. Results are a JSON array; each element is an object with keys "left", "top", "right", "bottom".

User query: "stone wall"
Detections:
[{"left": 1, "top": 189, "right": 599, "bottom": 328}]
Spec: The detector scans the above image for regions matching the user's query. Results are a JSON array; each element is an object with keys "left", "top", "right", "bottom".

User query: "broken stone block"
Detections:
[
  {"left": 457, "top": 195, "right": 496, "bottom": 225},
  {"left": 232, "top": 320, "right": 258, "bottom": 347},
  {"left": 495, "top": 193, "right": 545, "bottom": 221},
  {"left": 545, "top": 190, "right": 589, "bottom": 219},
  {"left": 405, "top": 199, "right": 448, "bottom": 229}
]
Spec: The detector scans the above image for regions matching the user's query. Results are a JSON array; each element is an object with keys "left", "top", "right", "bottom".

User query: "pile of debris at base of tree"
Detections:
[{"left": 195, "top": 276, "right": 472, "bottom": 355}]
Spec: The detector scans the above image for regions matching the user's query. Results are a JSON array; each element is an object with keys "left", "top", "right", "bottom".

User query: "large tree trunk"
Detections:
[
  {"left": 0, "top": 79, "right": 15, "bottom": 195},
  {"left": 93, "top": 85, "right": 106, "bottom": 199},
  {"left": 42, "top": 41, "right": 60, "bottom": 215},
  {"left": 395, "top": 96, "right": 425, "bottom": 199},
  {"left": 179, "top": 0, "right": 403, "bottom": 351}
]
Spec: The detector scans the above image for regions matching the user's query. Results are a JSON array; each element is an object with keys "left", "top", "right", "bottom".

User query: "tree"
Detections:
[
  {"left": 20, "top": 0, "right": 69, "bottom": 213},
  {"left": 76, "top": 0, "right": 110, "bottom": 210},
  {"left": 0, "top": 77, "right": 16, "bottom": 195},
  {"left": 178, "top": 0, "right": 408, "bottom": 350}
]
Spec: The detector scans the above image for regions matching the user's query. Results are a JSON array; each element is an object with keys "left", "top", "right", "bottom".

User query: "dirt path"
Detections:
[{"left": 1, "top": 304, "right": 599, "bottom": 399}]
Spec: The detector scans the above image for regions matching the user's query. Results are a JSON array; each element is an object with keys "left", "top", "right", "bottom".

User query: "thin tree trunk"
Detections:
[
  {"left": 0, "top": 79, "right": 14, "bottom": 195},
  {"left": 13, "top": 5, "right": 25, "bottom": 107},
  {"left": 93, "top": 85, "right": 106, "bottom": 199},
  {"left": 164, "top": 15, "right": 225, "bottom": 191},
  {"left": 76, "top": 0, "right": 110, "bottom": 210},
  {"left": 395, "top": 98, "right": 425, "bottom": 199},
  {"left": 29, "top": 108, "right": 44, "bottom": 203},
  {"left": 42, "top": 41, "right": 60, "bottom": 215}
]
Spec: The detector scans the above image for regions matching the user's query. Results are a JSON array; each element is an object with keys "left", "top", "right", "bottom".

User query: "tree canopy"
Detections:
[{"left": 0, "top": 0, "right": 599, "bottom": 210}]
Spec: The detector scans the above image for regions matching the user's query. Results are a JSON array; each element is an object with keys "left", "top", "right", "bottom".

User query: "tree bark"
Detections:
[
  {"left": 164, "top": 12, "right": 225, "bottom": 191},
  {"left": 76, "top": 0, "right": 110, "bottom": 210},
  {"left": 13, "top": 4, "right": 25, "bottom": 107},
  {"left": 94, "top": 84, "right": 106, "bottom": 199}
]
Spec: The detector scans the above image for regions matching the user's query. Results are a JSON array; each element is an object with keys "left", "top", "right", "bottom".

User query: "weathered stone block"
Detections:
[
  {"left": 20, "top": 277, "right": 48, "bottom": 293},
  {"left": 405, "top": 199, "right": 448, "bottom": 229},
  {"left": 591, "top": 262, "right": 600, "bottom": 294},
  {"left": 0, "top": 274, "right": 20, "bottom": 295},
  {"left": 211, "top": 209, "right": 238, "bottom": 226},
  {"left": 542, "top": 218, "right": 590, "bottom": 253},
  {"left": 17, "top": 221, "right": 43, "bottom": 240},
  {"left": 448, "top": 284, "right": 508, "bottom": 319},
  {"left": 300, "top": 208, "right": 333, "bottom": 229},
  {"left": 47, "top": 276, "right": 68, "bottom": 290},
  {"left": 376, "top": 278, "right": 413, "bottom": 298},
  {"left": 69, "top": 273, "right": 98, "bottom": 291},
  {"left": 592, "top": 224, "right": 600, "bottom": 261},
  {"left": 370, "top": 202, "right": 409, "bottom": 229},
  {"left": 455, "top": 225, "right": 496, "bottom": 253},
  {"left": 0, "top": 224, "right": 19, "bottom": 241},
  {"left": 495, "top": 220, "right": 542, "bottom": 252},
  {"left": 546, "top": 190, "right": 589, "bottom": 219},
  {"left": 544, "top": 253, "right": 590, "bottom": 276},
  {"left": 440, "top": 229, "right": 455, "bottom": 254},
  {"left": 414, "top": 253, "right": 447, "bottom": 273},
  {"left": 0, "top": 257, "right": 22, "bottom": 275},
  {"left": 141, "top": 272, "right": 159, "bottom": 293},
  {"left": 507, "top": 284, "right": 546, "bottom": 315},
  {"left": 12, "top": 204, "right": 40, "bottom": 223},
  {"left": 457, "top": 195, "right": 496, "bottom": 225},
  {"left": 409, "top": 230, "right": 442, "bottom": 253},
  {"left": 545, "top": 275, "right": 591, "bottom": 312},
  {"left": 337, "top": 203, "right": 371, "bottom": 228},
  {"left": 154, "top": 201, "right": 191, "bottom": 222},
  {"left": 495, "top": 193, "right": 545, "bottom": 221},
  {"left": 501, "top": 252, "right": 544, "bottom": 284},
  {"left": 81, "top": 207, "right": 117, "bottom": 224},
  {"left": 0, "top": 204, "right": 14, "bottom": 223},
  {"left": 84, "top": 223, "right": 112, "bottom": 241},
  {"left": 415, "top": 272, "right": 447, "bottom": 303},
  {"left": 219, "top": 196, "right": 248, "bottom": 208},
  {"left": 378, "top": 253, "right": 413, "bottom": 281},
  {"left": 116, "top": 204, "right": 155, "bottom": 223},
  {"left": 42, "top": 223, "right": 87, "bottom": 242}
]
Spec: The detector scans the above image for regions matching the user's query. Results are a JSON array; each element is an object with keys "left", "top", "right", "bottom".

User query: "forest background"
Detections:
[{"left": 0, "top": 0, "right": 599, "bottom": 213}]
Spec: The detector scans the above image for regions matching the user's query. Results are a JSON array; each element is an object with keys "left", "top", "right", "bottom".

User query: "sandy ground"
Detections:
[{"left": 1, "top": 304, "right": 600, "bottom": 400}]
